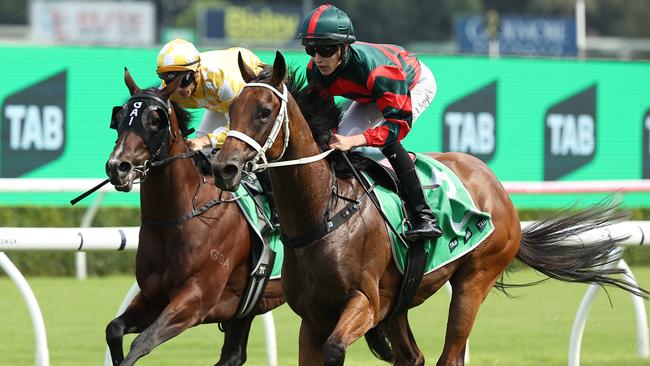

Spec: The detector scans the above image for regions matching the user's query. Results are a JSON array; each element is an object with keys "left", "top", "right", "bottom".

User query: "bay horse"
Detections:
[
  {"left": 104, "top": 69, "right": 284, "bottom": 366},
  {"left": 211, "top": 52, "right": 648, "bottom": 366}
]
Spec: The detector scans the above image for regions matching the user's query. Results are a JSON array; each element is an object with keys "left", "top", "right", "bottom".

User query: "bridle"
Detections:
[
  {"left": 226, "top": 82, "right": 290, "bottom": 173},
  {"left": 111, "top": 89, "right": 196, "bottom": 183},
  {"left": 226, "top": 82, "right": 333, "bottom": 173}
]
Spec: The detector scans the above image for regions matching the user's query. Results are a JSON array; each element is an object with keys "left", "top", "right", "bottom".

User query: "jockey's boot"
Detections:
[
  {"left": 382, "top": 143, "right": 442, "bottom": 242},
  {"left": 400, "top": 168, "right": 443, "bottom": 241}
]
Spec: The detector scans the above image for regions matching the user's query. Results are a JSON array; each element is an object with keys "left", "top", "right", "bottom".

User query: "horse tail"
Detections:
[
  {"left": 364, "top": 326, "right": 394, "bottom": 362},
  {"left": 516, "top": 204, "right": 650, "bottom": 299}
]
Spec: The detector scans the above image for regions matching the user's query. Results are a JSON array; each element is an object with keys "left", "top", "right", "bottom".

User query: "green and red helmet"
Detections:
[{"left": 298, "top": 4, "right": 356, "bottom": 46}]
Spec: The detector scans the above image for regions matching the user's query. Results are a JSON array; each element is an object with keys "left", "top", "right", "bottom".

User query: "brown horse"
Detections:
[
  {"left": 104, "top": 69, "right": 284, "bottom": 366},
  {"left": 211, "top": 52, "right": 648, "bottom": 366}
]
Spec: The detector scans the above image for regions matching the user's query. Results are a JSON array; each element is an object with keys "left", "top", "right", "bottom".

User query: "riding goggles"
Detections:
[
  {"left": 157, "top": 71, "right": 195, "bottom": 88},
  {"left": 305, "top": 45, "right": 339, "bottom": 58}
]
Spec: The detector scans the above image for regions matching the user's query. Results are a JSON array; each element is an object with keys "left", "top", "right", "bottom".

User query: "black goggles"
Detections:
[
  {"left": 305, "top": 45, "right": 339, "bottom": 58},
  {"left": 158, "top": 71, "right": 195, "bottom": 88}
]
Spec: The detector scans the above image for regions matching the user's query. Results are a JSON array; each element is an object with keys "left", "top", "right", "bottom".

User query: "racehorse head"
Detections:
[
  {"left": 105, "top": 68, "right": 187, "bottom": 191},
  {"left": 211, "top": 52, "right": 290, "bottom": 191}
]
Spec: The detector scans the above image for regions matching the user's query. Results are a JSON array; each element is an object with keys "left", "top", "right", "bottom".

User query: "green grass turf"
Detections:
[{"left": 1, "top": 267, "right": 649, "bottom": 365}]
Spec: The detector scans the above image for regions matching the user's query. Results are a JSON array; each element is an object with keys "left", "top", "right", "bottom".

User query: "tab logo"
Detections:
[
  {"left": 442, "top": 81, "right": 497, "bottom": 163},
  {"left": 544, "top": 85, "right": 596, "bottom": 180},
  {"left": 641, "top": 109, "right": 650, "bottom": 179},
  {"left": 1, "top": 71, "right": 66, "bottom": 177}
]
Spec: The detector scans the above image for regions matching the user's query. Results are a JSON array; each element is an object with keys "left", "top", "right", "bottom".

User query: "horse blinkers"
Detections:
[
  {"left": 110, "top": 106, "right": 123, "bottom": 130},
  {"left": 110, "top": 92, "right": 172, "bottom": 158}
]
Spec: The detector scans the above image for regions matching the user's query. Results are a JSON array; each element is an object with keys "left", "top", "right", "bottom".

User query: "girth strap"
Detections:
[
  {"left": 387, "top": 241, "right": 429, "bottom": 318},
  {"left": 280, "top": 186, "right": 374, "bottom": 248},
  {"left": 234, "top": 243, "right": 276, "bottom": 319}
]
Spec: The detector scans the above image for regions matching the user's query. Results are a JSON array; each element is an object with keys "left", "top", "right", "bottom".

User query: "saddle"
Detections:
[{"left": 358, "top": 152, "right": 435, "bottom": 194}]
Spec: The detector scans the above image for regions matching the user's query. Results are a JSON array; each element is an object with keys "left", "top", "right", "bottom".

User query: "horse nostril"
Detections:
[
  {"left": 118, "top": 162, "right": 132, "bottom": 173},
  {"left": 222, "top": 164, "right": 240, "bottom": 180}
]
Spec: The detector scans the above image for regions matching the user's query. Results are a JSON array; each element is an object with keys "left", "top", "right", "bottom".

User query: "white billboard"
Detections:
[{"left": 30, "top": 0, "right": 156, "bottom": 46}]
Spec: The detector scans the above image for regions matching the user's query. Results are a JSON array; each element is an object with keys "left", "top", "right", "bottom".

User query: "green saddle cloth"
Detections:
[
  {"left": 363, "top": 153, "right": 494, "bottom": 274},
  {"left": 231, "top": 183, "right": 283, "bottom": 279}
]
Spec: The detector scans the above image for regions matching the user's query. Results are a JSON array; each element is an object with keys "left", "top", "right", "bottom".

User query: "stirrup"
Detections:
[{"left": 403, "top": 222, "right": 442, "bottom": 242}]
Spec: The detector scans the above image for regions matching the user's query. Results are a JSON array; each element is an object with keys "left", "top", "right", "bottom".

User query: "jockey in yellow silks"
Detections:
[{"left": 156, "top": 39, "right": 264, "bottom": 150}]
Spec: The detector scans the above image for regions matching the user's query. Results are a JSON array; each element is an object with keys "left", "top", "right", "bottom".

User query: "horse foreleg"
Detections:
[
  {"left": 105, "top": 293, "right": 160, "bottom": 366},
  {"left": 382, "top": 312, "right": 425, "bottom": 366},
  {"left": 119, "top": 285, "right": 205, "bottom": 366},
  {"left": 322, "top": 291, "right": 376, "bottom": 366},
  {"left": 215, "top": 316, "right": 254, "bottom": 366},
  {"left": 298, "top": 320, "right": 328, "bottom": 366}
]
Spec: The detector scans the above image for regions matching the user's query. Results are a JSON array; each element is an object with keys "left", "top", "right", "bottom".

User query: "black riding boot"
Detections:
[{"left": 382, "top": 143, "right": 442, "bottom": 241}]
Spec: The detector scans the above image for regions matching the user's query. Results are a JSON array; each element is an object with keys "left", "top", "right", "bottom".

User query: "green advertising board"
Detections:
[{"left": 1, "top": 45, "right": 649, "bottom": 207}]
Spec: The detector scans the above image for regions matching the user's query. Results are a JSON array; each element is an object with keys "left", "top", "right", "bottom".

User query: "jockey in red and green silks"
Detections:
[{"left": 298, "top": 4, "right": 442, "bottom": 242}]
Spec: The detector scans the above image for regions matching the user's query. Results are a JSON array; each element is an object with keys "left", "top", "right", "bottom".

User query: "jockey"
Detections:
[
  {"left": 156, "top": 39, "right": 278, "bottom": 230},
  {"left": 298, "top": 4, "right": 442, "bottom": 241},
  {"left": 156, "top": 39, "right": 264, "bottom": 151}
]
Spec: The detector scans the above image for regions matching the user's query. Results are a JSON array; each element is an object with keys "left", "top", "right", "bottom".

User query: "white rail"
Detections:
[{"left": 503, "top": 179, "right": 650, "bottom": 194}]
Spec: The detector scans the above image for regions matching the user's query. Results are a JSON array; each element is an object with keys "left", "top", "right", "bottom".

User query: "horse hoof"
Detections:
[{"left": 322, "top": 341, "right": 345, "bottom": 366}]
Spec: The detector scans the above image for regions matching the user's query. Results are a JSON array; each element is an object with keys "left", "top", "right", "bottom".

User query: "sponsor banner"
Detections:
[
  {"left": 200, "top": 4, "right": 301, "bottom": 43},
  {"left": 30, "top": 0, "right": 156, "bottom": 46},
  {"left": 442, "top": 81, "right": 497, "bottom": 163},
  {"left": 2, "top": 71, "right": 66, "bottom": 177},
  {"left": 456, "top": 15, "right": 577, "bottom": 57},
  {"left": 1, "top": 46, "right": 650, "bottom": 207},
  {"left": 544, "top": 85, "right": 596, "bottom": 180}
]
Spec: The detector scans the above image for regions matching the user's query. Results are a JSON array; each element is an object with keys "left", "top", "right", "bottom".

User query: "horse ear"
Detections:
[
  {"left": 124, "top": 67, "right": 140, "bottom": 96},
  {"left": 160, "top": 73, "right": 183, "bottom": 99},
  {"left": 271, "top": 51, "right": 286, "bottom": 86},
  {"left": 238, "top": 52, "right": 256, "bottom": 83}
]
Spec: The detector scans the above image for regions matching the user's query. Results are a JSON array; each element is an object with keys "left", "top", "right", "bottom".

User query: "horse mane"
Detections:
[
  {"left": 170, "top": 100, "right": 193, "bottom": 137},
  {"left": 253, "top": 65, "right": 371, "bottom": 178}
]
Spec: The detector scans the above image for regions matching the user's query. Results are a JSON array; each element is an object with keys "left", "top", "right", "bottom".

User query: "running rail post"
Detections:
[
  {"left": 262, "top": 312, "right": 278, "bottom": 366},
  {"left": 77, "top": 191, "right": 107, "bottom": 280},
  {"left": 568, "top": 257, "right": 649, "bottom": 366},
  {"left": 0, "top": 253, "right": 49, "bottom": 366}
]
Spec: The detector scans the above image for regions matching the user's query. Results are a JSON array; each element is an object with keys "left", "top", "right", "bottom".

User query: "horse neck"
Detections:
[
  {"left": 140, "top": 133, "right": 200, "bottom": 221},
  {"left": 268, "top": 99, "right": 335, "bottom": 238}
]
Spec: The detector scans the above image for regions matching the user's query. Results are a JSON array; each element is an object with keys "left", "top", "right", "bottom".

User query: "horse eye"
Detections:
[
  {"left": 258, "top": 107, "right": 272, "bottom": 120},
  {"left": 144, "top": 110, "right": 165, "bottom": 130}
]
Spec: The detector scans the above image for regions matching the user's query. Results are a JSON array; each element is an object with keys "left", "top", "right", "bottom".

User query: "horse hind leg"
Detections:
[
  {"left": 105, "top": 293, "right": 160, "bottom": 366},
  {"left": 380, "top": 312, "right": 425, "bottom": 366},
  {"left": 437, "top": 263, "right": 503, "bottom": 366},
  {"left": 215, "top": 316, "right": 255, "bottom": 366}
]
